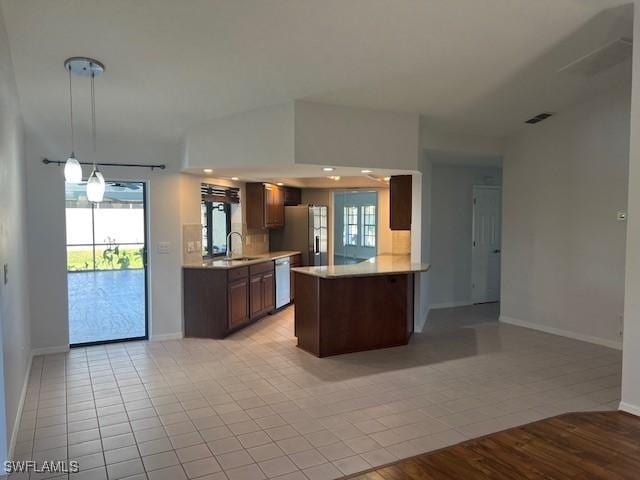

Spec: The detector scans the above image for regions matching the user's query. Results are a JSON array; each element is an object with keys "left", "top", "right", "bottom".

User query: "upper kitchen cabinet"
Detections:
[
  {"left": 246, "top": 182, "right": 285, "bottom": 229},
  {"left": 390, "top": 175, "right": 412, "bottom": 230},
  {"left": 283, "top": 186, "right": 302, "bottom": 206}
]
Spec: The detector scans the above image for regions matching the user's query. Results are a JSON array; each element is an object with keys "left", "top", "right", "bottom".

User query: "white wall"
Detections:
[
  {"left": 25, "top": 133, "right": 190, "bottom": 349},
  {"left": 414, "top": 155, "right": 432, "bottom": 332},
  {"left": 0, "top": 5, "right": 31, "bottom": 460},
  {"left": 430, "top": 165, "right": 502, "bottom": 308},
  {"left": 184, "top": 102, "right": 295, "bottom": 170},
  {"left": 621, "top": 0, "right": 640, "bottom": 415},
  {"left": 501, "top": 85, "right": 630, "bottom": 349},
  {"left": 295, "top": 101, "right": 420, "bottom": 171}
]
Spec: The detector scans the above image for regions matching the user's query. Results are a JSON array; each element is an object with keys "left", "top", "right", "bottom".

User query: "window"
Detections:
[
  {"left": 362, "top": 205, "right": 376, "bottom": 247},
  {"left": 343, "top": 206, "right": 358, "bottom": 246},
  {"left": 202, "top": 201, "right": 231, "bottom": 257}
]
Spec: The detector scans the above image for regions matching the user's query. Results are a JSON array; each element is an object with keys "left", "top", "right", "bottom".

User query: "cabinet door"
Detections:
[
  {"left": 262, "top": 272, "right": 275, "bottom": 312},
  {"left": 390, "top": 175, "right": 412, "bottom": 230},
  {"left": 228, "top": 278, "right": 249, "bottom": 328},
  {"left": 264, "top": 184, "right": 284, "bottom": 228},
  {"left": 250, "top": 274, "right": 263, "bottom": 317}
]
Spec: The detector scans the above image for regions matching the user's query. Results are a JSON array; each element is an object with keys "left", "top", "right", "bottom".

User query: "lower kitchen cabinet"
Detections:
[
  {"left": 249, "top": 261, "right": 275, "bottom": 317},
  {"left": 228, "top": 277, "right": 249, "bottom": 328},
  {"left": 183, "top": 260, "right": 275, "bottom": 339}
]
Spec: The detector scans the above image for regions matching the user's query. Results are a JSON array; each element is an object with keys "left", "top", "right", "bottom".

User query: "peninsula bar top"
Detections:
[{"left": 292, "top": 255, "right": 430, "bottom": 357}]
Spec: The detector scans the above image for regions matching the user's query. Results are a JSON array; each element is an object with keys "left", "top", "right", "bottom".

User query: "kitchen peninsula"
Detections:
[{"left": 292, "top": 255, "right": 430, "bottom": 357}]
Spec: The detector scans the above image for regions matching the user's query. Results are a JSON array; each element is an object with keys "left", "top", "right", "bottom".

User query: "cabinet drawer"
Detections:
[
  {"left": 250, "top": 261, "right": 274, "bottom": 276},
  {"left": 228, "top": 266, "right": 248, "bottom": 282}
]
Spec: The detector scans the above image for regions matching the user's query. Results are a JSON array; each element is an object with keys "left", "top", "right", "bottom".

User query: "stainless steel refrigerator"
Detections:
[{"left": 270, "top": 205, "right": 328, "bottom": 266}]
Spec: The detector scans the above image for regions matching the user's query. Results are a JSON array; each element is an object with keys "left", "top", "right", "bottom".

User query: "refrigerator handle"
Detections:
[{"left": 315, "top": 236, "right": 320, "bottom": 254}]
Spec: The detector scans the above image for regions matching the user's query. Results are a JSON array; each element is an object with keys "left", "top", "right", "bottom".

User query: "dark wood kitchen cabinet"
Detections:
[
  {"left": 249, "top": 261, "right": 275, "bottom": 317},
  {"left": 283, "top": 186, "right": 302, "bottom": 206},
  {"left": 390, "top": 175, "right": 412, "bottom": 230},
  {"left": 228, "top": 277, "right": 249, "bottom": 328},
  {"left": 246, "top": 182, "right": 284, "bottom": 229},
  {"left": 290, "top": 253, "right": 302, "bottom": 301},
  {"left": 183, "top": 260, "right": 275, "bottom": 339}
]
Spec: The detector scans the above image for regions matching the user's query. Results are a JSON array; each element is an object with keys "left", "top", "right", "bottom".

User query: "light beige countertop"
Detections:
[
  {"left": 292, "top": 254, "right": 430, "bottom": 278},
  {"left": 183, "top": 250, "right": 300, "bottom": 270}
]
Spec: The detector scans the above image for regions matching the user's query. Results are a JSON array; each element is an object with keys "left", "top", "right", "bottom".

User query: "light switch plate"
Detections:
[{"left": 157, "top": 242, "right": 171, "bottom": 254}]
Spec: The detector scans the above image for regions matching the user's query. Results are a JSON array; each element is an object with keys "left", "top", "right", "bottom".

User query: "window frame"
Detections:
[
  {"left": 361, "top": 204, "right": 376, "bottom": 248},
  {"left": 202, "top": 200, "right": 231, "bottom": 258},
  {"left": 343, "top": 205, "right": 359, "bottom": 247}
]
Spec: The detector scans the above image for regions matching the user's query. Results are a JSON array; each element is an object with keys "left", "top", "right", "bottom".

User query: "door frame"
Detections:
[
  {"left": 470, "top": 185, "right": 502, "bottom": 304},
  {"left": 69, "top": 180, "right": 150, "bottom": 348}
]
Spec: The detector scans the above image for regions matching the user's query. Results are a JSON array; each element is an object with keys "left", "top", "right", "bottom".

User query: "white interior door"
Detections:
[{"left": 471, "top": 186, "right": 502, "bottom": 303}]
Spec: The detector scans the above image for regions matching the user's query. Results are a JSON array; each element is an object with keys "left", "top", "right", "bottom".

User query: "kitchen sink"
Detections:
[{"left": 220, "top": 256, "right": 260, "bottom": 262}]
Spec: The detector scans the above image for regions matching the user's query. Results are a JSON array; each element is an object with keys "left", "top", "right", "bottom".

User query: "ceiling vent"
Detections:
[
  {"left": 525, "top": 112, "right": 553, "bottom": 125},
  {"left": 558, "top": 37, "right": 632, "bottom": 76}
]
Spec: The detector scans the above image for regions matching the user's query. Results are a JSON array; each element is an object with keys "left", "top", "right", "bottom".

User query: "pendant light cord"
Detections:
[
  {"left": 90, "top": 66, "right": 97, "bottom": 157},
  {"left": 68, "top": 65, "right": 75, "bottom": 156}
]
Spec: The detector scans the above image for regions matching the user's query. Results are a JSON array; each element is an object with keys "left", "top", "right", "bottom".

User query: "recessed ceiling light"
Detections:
[
  {"left": 276, "top": 182, "right": 284, "bottom": 186},
  {"left": 361, "top": 169, "right": 373, "bottom": 174},
  {"left": 231, "top": 177, "right": 239, "bottom": 181},
  {"left": 203, "top": 168, "right": 213, "bottom": 174},
  {"left": 322, "top": 167, "right": 335, "bottom": 172}
]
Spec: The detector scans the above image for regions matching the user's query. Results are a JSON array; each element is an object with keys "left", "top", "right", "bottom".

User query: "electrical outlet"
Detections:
[{"left": 157, "top": 242, "right": 171, "bottom": 254}]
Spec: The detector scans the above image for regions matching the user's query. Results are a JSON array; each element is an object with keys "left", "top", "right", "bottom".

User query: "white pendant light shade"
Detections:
[
  {"left": 64, "top": 155, "right": 83, "bottom": 183},
  {"left": 86, "top": 168, "right": 105, "bottom": 202}
]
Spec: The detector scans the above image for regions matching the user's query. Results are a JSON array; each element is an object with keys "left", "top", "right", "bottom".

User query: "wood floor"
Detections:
[{"left": 350, "top": 411, "right": 640, "bottom": 479}]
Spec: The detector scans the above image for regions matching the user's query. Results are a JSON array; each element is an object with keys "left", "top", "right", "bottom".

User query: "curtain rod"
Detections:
[{"left": 42, "top": 158, "right": 166, "bottom": 170}]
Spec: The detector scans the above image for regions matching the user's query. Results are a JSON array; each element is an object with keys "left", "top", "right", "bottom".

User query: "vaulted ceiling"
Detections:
[{"left": 0, "top": 0, "right": 632, "bottom": 166}]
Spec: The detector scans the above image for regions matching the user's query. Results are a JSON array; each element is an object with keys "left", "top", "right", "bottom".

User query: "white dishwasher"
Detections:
[{"left": 275, "top": 257, "right": 291, "bottom": 309}]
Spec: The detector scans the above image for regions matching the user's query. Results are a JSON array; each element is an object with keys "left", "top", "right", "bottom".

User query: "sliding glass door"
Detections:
[{"left": 65, "top": 181, "right": 148, "bottom": 346}]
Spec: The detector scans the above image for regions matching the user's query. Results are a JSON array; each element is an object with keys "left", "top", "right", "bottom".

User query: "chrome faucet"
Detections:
[{"left": 226, "top": 231, "right": 244, "bottom": 260}]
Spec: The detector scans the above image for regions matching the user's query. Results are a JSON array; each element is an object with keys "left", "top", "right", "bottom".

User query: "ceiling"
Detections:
[{"left": 0, "top": 0, "right": 632, "bottom": 167}]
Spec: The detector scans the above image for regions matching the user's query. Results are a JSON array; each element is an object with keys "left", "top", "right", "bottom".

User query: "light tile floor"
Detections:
[{"left": 11, "top": 304, "right": 621, "bottom": 480}]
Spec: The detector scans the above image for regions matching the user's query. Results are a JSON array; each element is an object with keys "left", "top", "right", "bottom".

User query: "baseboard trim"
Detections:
[
  {"left": 150, "top": 332, "right": 183, "bottom": 341},
  {"left": 7, "top": 352, "right": 33, "bottom": 461},
  {"left": 619, "top": 402, "right": 640, "bottom": 416},
  {"left": 31, "top": 345, "right": 70, "bottom": 356},
  {"left": 430, "top": 301, "right": 473, "bottom": 310},
  {"left": 414, "top": 306, "right": 430, "bottom": 333},
  {"left": 499, "top": 315, "right": 622, "bottom": 350}
]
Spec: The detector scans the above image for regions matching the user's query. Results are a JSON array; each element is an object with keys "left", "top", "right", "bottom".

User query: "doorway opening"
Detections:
[
  {"left": 334, "top": 191, "right": 378, "bottom": 265},
  {"left": 65, "top": 181, "right": 148, "bottom": 346}
]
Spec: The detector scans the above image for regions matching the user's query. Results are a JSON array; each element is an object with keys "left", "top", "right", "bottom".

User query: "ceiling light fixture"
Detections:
[
  {"left": 204, "top": 168, "right": 213, "bottom": 174},
  {"left": 65, "top": 57, "right": 105, "bottom": 202},
  {"left": 322, "top": 167, "right": 335, "bottom": 172},
  {"left": 361, "top": 169, "right": 372, "bottom": 174},
  {"left": 231, "top": 176, "right": 240, "bottom": 181},
  {"left": 63, "top": 65, "right": 82, "bottom": 183}
]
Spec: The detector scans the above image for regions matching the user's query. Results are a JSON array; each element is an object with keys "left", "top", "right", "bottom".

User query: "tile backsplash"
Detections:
[{"left": 392, "top": 230, "right": 411, "bottom": 255}]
